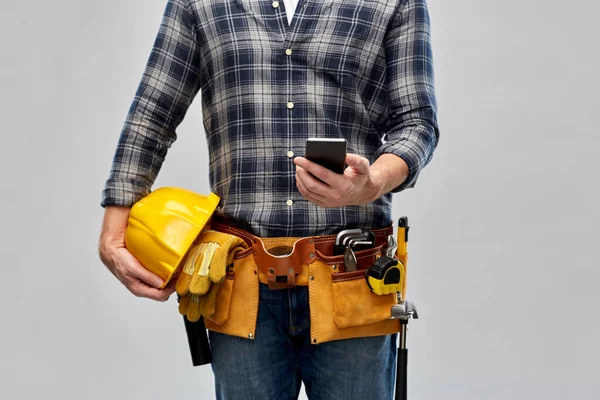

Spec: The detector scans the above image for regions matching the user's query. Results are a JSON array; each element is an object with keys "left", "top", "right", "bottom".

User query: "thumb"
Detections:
[{"left": 344, "top": 153, "right": 370, "bottom": 173}]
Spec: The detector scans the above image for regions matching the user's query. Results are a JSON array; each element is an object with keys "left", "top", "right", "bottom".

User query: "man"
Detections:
[{"left": 99, "top": 0, "right": 438, "bottom": 398}]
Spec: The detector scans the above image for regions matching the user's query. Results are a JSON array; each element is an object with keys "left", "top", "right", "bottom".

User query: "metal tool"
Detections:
[
  {"left": 335, "top": 229, "right": 363, "bottom": 255},
  {"left": 347, "top": 230, "right": 374, "bottom": 250},
  {"left": 390, "top": 301, "right": 418, "bottom": 320},
  {"left": 343, "top": 246, "right": 358, "bottom": 272},
  {"left": 390, "top": 300, "right": 418, "bottom": 400},
  {"left": 362, "top": 229, "right": 375, "bottom": 246},
  {"left": 342, "top": 230, "right": 373, "bottom": 246},
  {"left": 385, "top": 234, "right": 398, "bottom": 258},
  {"left": 348, "top": 238, "right": 373, "bottom": 252},
  {"left": 392, "top": 217, "right": 413, "bottom": 400},
  {"left": 335, "top": 229, "right": 374, "bottom": 255},
  {"left": 342, "top": 233, "right": 364, "bottom": 246},
  {"left": 335, "top": 229, "right": 362, "bottom": 246},
  {"left": 335, "top": 229, "right": 374, "bottom": 263}
]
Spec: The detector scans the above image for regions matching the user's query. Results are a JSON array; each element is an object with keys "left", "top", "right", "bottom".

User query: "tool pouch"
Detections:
[
  {"left": 331, "top": 270, "right": 397, "bottom": 328},
  {"left": 203, "top": 247, "right": 260, "bottom": 340},
  {"left": 308, "top": 248, "right": 401, "bottom": 344},
  {"left": 205, "top": 270, "right": 235, "bottom": 325}
]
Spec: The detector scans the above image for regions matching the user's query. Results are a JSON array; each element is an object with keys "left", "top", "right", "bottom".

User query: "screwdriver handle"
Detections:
[{"left": 397, "top": 217, "right": 408, "bottom": 257}]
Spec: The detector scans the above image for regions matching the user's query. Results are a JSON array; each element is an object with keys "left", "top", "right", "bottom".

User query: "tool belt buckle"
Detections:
[
  {"left": 252, "top": 237, "right": 315, "bottom": 290},
  {"left": 266, "top": 259, "right": 298, "bottom": 289}
]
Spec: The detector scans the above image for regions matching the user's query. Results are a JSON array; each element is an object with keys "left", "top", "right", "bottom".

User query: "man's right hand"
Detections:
[{"left": 98, "top": 206, "right": 175, "bottom": 302}]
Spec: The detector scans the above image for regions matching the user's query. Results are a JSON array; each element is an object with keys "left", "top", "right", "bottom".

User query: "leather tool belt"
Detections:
[
  {"left": 204, "top": 218, "right": 403, "bottom": 344},
  {"left": 211, "top": 219, "right": 393, "bottom": 289}
]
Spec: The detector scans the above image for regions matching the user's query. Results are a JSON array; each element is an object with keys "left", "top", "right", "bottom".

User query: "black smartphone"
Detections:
[{"left": 305, "top": 138, "right": 347, "bottom": 174}]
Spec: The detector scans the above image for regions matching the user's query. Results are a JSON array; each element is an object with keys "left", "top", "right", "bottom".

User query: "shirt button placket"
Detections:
[
  {"left": 283, "top": 7, "right": 294, "bottom": 210},
  {"left": 272, "top": 1, "right": 280, "bottom": 9}
]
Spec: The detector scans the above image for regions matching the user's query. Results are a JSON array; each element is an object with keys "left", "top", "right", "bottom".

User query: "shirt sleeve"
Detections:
[
  {"left": 374, "top": 0, "right": 440, "bottom": 192},
  {"left": 101, "top": 0, "right": 202, "bottom": 207}
]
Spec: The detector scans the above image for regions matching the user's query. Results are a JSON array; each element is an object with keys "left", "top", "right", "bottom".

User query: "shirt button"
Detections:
[
  {"left": 285, "top": 48, "right": 292, "bottom": 56},
  {"left": 286, "top": 199, "right": 294, "bottom": 206},
  {"left": 272, "top": 1, "right": 279, "bottom": 8},
  {"left": 287, "top": 102, "right": 294, "bottom": 109},
  {"left": 287, "top": 151, "right": 294, "bottom": 158}
]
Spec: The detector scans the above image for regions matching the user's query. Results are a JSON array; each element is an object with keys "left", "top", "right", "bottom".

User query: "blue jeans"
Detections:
[{"left": 209, "top": 283, "right": 397, "bottom": 399}]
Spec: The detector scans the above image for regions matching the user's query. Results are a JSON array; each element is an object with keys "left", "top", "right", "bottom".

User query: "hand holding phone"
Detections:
[{"left": 296, "top": 140, "right": 382, "bottom": 208}]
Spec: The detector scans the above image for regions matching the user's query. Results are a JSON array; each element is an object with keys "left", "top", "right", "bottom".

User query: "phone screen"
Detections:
[{"left": 305, "top": 138, "right": 347, "bottom": 174}]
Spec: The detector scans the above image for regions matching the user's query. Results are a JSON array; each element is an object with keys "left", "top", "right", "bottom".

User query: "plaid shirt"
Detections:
[{"left": 102, "top": 0, "right": 439, "bottom": 237}]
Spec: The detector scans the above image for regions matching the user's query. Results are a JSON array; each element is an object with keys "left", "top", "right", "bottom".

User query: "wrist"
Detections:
[
  {"left": 369, "top": 154, "right": 410, "bottom": 199},
  {"left": 99, "top": 206, "right": 130, "bottom": 252},
  {"left": 368, "top": 168, "right": 386, "bottom": 202}
]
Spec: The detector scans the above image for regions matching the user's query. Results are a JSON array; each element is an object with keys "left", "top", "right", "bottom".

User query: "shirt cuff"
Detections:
[
  {"left": 374, "top": 140, "right": 424, "bottom": 193},
  {"left": 101, "top": 178, "right": 151, "bottom": 208}
]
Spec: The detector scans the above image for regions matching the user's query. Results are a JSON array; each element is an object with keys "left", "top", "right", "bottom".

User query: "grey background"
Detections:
[{"left": 1, "top": 0, "right": 598, "bottom": 399}]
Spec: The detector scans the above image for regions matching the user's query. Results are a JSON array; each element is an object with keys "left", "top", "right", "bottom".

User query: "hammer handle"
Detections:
[
  {"left": 183, "top": 316, "right": 212, "bottom": 366},
  {"left": 395, "top": 348, "right": 408, "bottom": 400}
]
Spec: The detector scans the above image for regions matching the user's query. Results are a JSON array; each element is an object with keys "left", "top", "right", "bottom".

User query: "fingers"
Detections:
[
  {"left": 100, "top": 235, "right": 178, "bottom": 302},
  {"left": 127, "top": 268, "right": 176, "bottom": 302},
  {"left": 109, "top": 247, "right": 173, "bottom": 301},
  {"left": 296, "top": 166, "right": 333, "bottom": 195},
  {"left": 176, "top": 244, "right": 200, "bottom": 295},
  {"left": 127, "top": 280, "right": 173, "bottom": 302},
  {"left": 120, "top": 249, "right": 165, "bottom": 289},
  {"left": 296, "top": 172, "right": 329, "bottom": 207},
  {"left": 178, "top": 293, "right": 190, "bottom": 316},
  {"left": 293, "top": 157, "right": 341, "bottom": 186}
]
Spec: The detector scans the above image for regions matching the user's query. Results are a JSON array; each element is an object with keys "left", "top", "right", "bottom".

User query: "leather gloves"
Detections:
[{"left": 176, "top": 230, "right": 247, "bottom": 322}]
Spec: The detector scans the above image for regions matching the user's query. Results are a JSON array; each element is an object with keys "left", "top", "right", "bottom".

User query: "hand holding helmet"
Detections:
[{"left": 99, "top": 206, "right": 174, "bottom": 302}]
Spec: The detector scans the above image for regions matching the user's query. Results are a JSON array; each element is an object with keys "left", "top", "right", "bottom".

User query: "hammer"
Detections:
[{"left": 390, "top": 301, "right": 419, "bottom": 400}]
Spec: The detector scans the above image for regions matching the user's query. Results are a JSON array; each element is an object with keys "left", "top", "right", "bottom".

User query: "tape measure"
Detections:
[{"left": 365, "top": 256, "right": 404, "bottom": 295}]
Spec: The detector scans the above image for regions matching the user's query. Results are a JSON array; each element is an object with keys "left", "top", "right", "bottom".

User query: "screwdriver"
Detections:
[{"left": 396, "top": 217, "right": 409, "bottom": 299}]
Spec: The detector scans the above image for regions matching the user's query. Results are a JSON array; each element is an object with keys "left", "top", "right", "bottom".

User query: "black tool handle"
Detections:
[
  {"left": 183, "top": 316, "right": 212, "bottom": 366},
  {"left": 334, "top": 244, "right": 346, "bottom": 256},
  {"left": 395, "top": 348, "right": 408, "bottom": 400}
]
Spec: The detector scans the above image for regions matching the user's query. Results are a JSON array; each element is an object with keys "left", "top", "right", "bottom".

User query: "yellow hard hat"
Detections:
[{"left": 125, "top": 187, "right": 220, "bottom": 288}]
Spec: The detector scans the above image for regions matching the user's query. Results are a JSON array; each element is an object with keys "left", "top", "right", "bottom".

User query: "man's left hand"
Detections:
[{"left": 294, "top": 153, "right": 382, "bottom": 208}]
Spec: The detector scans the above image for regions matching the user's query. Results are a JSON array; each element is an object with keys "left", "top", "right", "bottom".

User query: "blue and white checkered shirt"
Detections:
[{"left": 102, "top": 0, "right": 439, "bottom": 237}]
